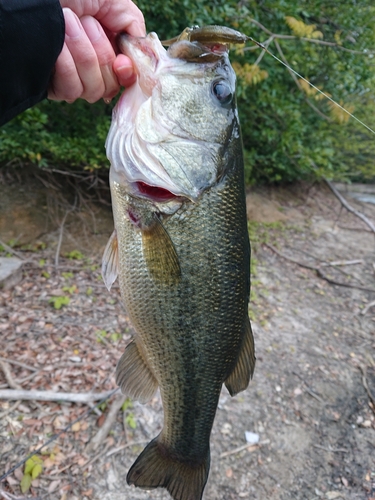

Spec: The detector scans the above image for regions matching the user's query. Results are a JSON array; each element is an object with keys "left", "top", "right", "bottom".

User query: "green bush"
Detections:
[
  {"left": 0, "top": 100, "right": 112, "bottom": 170},
  {"left": 1, "top": 0, "right": 374, "bottom": 184}
]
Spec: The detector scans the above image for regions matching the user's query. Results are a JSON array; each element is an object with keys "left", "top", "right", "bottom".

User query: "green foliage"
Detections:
[
  {"left": 21, "top": 456, "right": 43, "bottom": 493},
  {"left": 48, "top": 295, "right": 70, "bottom": 309},
  {"left": 1, "top": 1, "right": 374, "bottom": 184},
  {"left": 95, "top": 329, "right": 108, "bottom": 343},
  {"left": 122, "top": 398, "right": 137, "bottom": 429},
  {"left": 0, "top": 101, "right": 111, "bottom": 170},
  {"left": 125, "top": 412, "right": 137, "bottom": 429},
  {"left": 233, "top": 1, "right": 375, "bottom": 183},
  {"left": 65, "top": 250, "right": 84, "bottom": 260},
  {"left": 121, "top": 398, "right": 133, "bottom": 411},
  {"left": 62, "top": 285, "right": 77, "bottom": 294},
  {"left": 62, "top": 271, "right": 74, "bottom": 279}
]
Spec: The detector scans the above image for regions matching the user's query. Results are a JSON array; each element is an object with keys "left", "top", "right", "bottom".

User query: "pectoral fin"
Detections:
[
  {"left": 225, "top": 317, "right": 256, "bottom": 396},
  {"left": 101, "top": 230, "right": 119, "bottom": 291},
  {"left": 116, "top": 341, "right": 158, "bottom": 404},
  {"left": 142, "top": 215, "right": 181, "bottom": 285}
]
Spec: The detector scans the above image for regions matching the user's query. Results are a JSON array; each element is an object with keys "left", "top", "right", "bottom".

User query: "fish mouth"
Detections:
[
  {"left": 106, "top": 32, "right": 233, "bottom": 205},
  {"left": 132, "top": 181, "right": 179, "bottom": 202}
]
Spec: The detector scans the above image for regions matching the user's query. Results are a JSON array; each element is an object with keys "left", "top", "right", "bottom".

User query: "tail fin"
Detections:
[{"left": 127, "top": 437, "right": 210, "bottom": 500}]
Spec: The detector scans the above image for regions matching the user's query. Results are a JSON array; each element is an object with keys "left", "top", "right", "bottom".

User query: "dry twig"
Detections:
[
  {"left": 0, "top": 389, "right": 115, "bottom": 403},
  {"left": 313, "top": 444, "right": 348, "bottom": 453},
  {"left": 361, "top": 299, "right": 375, "bottom": 316},
  {"left": 0, "top": 357, "right": 37, "bottom": 372},
  {"left": 0, "top": 240, "right": 25, "bottom": 260},
  {"left": 0, "top": 490, "right": 42, "bottom": 500},
  {"left": 105, "top": 440, "right": 149, "bottom": 458},
  {"left": 0, "top": 400, "right": 22, "bottom": 419},
  {"left": 86, "top": 392, "right": 126, "bottom": 453},
  {"left": 321, "top": 259, "right": 363, "bottom": 267},
  {"left": 324, "top": 179, "right": 375, "bottom": 234},
  {"left": 358, "top": 365, "right": 375, "bottom": 416},
  {"left": 265, "top": 243, "right": 375, "bottom": 293},
  {"left": 0, "top": 360, "right": 22, "bottom": 390},
  {"left": 220, "top": 439, "right": 270, "bottom": 458}
]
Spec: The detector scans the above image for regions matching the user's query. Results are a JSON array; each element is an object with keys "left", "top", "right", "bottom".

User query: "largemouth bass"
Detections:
[{"left": 103, "top": 25, "right": 255, "bottom": 500}]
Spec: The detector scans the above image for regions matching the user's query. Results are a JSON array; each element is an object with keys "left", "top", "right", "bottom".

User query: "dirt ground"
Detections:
[{"left": 0, "top": 173, "right": 374, "bottom": 500}]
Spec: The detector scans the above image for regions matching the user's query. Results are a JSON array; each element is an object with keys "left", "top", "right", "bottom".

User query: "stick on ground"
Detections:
[
  {"left": 324, "top": 179, "right": 375, "bottom": 234},
  {"left": 0, "top": 389, "right": 115, "bottom": 403},
  {"left": 86, "top": 392, "right": 127, "bottom": 453}
]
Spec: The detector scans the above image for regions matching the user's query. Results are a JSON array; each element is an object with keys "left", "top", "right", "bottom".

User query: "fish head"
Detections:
[{"left": 106, "top": 29, "right": 240, "bottom": 207}]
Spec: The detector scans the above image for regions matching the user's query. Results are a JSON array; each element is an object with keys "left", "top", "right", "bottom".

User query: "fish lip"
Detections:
[{"left": 117, "top": 33, "right": 166, "bottom": 81}]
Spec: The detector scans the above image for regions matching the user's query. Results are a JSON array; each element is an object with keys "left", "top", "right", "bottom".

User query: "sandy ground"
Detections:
[{"left": 0, "top": 174, "right": 374, "bottom": 500}]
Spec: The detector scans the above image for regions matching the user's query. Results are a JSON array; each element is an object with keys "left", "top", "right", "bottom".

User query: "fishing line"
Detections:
[
  {"left": 247, "top": 36, "right": 375, "bottom": 136},
  {"left": 0, "top": 388, "right": 119, "bottom": 483}
]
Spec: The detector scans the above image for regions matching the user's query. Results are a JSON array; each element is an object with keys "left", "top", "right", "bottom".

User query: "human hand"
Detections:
[{"left": 48, "top": 0, "right": 145, "bottom": 103}]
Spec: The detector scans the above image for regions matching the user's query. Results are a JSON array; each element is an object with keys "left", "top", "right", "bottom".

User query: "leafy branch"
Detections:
[
  {"left": 234, "top": 16, "right": 375, "bottom": 123},
  {"left": 245, "top": 17, "right": 375, "bottom": 55}
]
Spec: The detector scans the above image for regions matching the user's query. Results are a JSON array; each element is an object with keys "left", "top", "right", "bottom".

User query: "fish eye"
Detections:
[{"left": 212, "top": 80, "right": 232, "bottom": 106}]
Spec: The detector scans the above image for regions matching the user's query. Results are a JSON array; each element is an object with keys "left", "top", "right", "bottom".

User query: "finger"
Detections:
[
  {"left": 113, "top": 54, "right": 137, "bottom": 88},
  {"left": 80, "top": 16, "right": 119, "bottom": 100},
  {"left": 48, "top": 42, "right": 83, "bottom": 102},
  {"left": 63, "top": 8, "right": 104, "bottom": 103},
  {"left": 60, "top": 0, "right": 146, "bottom": 37}
]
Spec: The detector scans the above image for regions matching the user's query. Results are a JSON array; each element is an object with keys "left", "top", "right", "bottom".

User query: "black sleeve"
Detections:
[{"left": 0, "top": 0, "right": 65, "bottom": 126}]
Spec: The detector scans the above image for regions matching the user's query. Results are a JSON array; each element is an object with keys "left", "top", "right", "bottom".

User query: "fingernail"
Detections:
[
  {"left": 64, "top": 8, "right": 82, "bottom": 39},
  {"left": 117, "top": 64, "right": 133, "bottom": 78},
  {"left": 82, "top": 16, "right": 102, "bottom": 43}
]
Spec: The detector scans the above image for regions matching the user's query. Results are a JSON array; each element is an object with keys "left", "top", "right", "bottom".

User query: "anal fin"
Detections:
[
  {"left": 225, "top": 317, "right": 256, "bottom": 396},
  {"left": 116, "top": 341, "right": 158, "bottom": 404}
]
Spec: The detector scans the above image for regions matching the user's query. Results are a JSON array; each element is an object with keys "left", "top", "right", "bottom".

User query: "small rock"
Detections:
[
  {"left": 326, "top": 492, "right": 343, "bottom": 499},
  {"left": 245, "top": 431, "right": 260, "bottom": 445},
  {"left": 106, "top": 468, "right": 118, "bottom": 491},
  {"left": 0, "top": 257, "right": 23, "bottom": 290},
  {"left": 69, "top": 356, "right": 82, "bottom": 363},
  {"left": 221, "top": 422, "right": 232, "bottom": 435}
]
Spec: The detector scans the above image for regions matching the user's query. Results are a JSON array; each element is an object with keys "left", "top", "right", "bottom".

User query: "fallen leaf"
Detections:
[
  {"left": 20, "top": 473, "right": 32, "bottom": 494},
  {"left": 361, "top": 420, "right": 372, "bottom": 428},
  {"left": 43, "top": 458, "right": 55, "bottom": 468},
  {"left": 71, "top": 422, "right": 81, "bottom": 432},
  {"left": 341, "top": 476, "right": 348, "bottom": 487},
  {"left": 23, "top": 419, "right": 40, "bottom": 426},
  {"left": 48, "top": 479, "right": 61, "bottom": 493},
  {"left": 13, "top": 468, "right": 23, "bottom": 481},
  {"left": 97, "top": 414, "right": 106, "bottom": 427},
  {"left": 326, "top": 492, "right": 343, "bottom": 499},
  {"left": 6, "top": 476, "right": 18, "bottom": 486}
]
